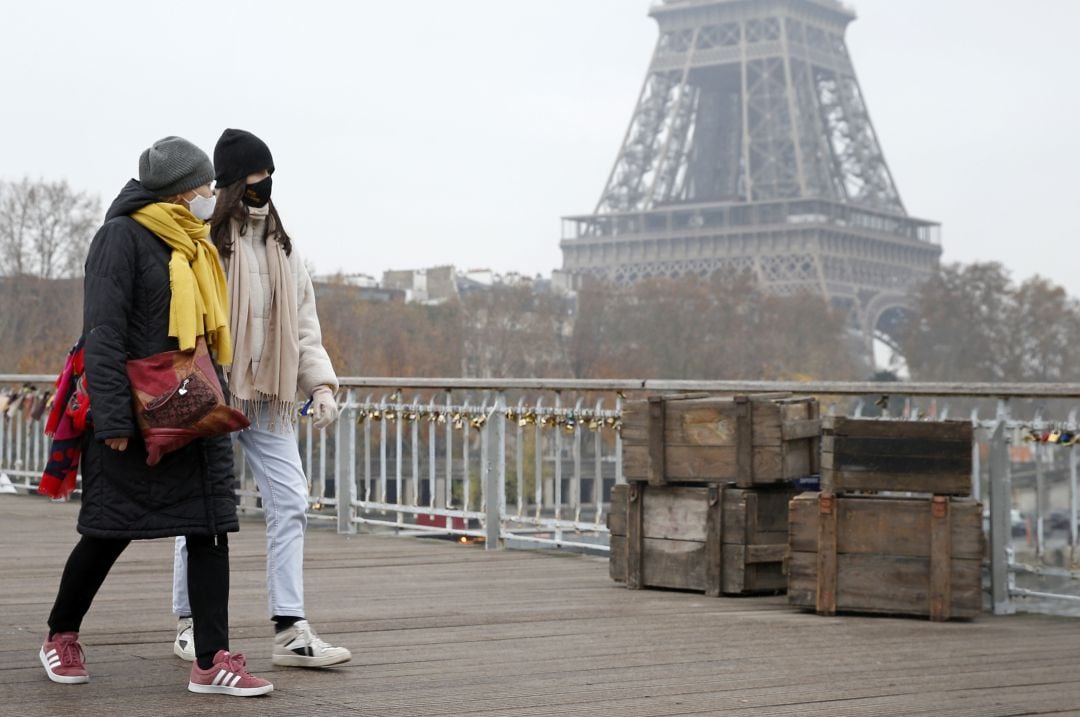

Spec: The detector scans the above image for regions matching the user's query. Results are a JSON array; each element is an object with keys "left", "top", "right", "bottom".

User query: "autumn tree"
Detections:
[
  {"left": 898, "top": 263, "right": 1080, "bottom": 383},
  {"left": 353, "top": 300, "right": 463, "bottom": 378},
  {"left": 1005, "top": 277, "right": 1080, "bottom": 382},
  {"left": 570, "top": 279, "right": 646, "bottom": 379},
  {"left": 460, "top": 285, "right": 572, "bottom": 378},
  {"left": 0, "top": 178, "right": 101, "bottom": 279},
  {"left": 572, "top": 273, "right": 855, "bottom": 381},
  {"left": 0, "top": 276, "right": 83, "bottom": 373},
  {"left": 314, "top": 282, "right": 464, "bottom": 378},
  {"left": 753, "top": 289, "right": 857, "bottom": 380}
]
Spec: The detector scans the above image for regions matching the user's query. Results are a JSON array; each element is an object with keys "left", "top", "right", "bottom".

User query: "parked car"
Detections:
[
  {"left": 1011, "top": 509, "right": 1027, "bottom": 538},
  {"left": 1048, "top": 510, "right": 1077, "bottom": 533},
  {"left": 982, "top": 508, "right": 1028, "bottom": 538}
]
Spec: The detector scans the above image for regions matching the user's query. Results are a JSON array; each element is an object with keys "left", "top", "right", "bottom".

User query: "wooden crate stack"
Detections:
[
  {"left": 608, "top": 394, "right": 819, "bottom": 596},
  {"left": 787, "top": 417, "right": 984, "bottom": 621}
]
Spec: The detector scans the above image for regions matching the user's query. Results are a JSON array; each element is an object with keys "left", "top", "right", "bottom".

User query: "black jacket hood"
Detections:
[{"left": 104, "top": 179, "right": 160, "bottom": 221}]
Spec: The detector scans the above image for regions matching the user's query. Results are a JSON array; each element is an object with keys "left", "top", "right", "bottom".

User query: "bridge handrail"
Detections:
[
  {"left": 339, "top": 378, "right": 1080, "bottom": 399},
  {"left": 8, "top": 373, "right": 1080, "bottom": 399}
]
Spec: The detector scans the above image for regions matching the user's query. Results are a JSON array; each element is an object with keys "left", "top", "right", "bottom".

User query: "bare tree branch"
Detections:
[{"left": 0, "top": 177, "right": 101, "bottom": 278}]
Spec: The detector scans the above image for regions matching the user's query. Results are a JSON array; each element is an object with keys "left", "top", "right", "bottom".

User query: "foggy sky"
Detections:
[{"left": 2, "top": 1, "right": 1077, "bottom": 293}]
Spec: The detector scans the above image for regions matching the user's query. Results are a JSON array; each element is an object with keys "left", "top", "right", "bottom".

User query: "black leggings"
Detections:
[{"left": 48, "top": 534, "right": 230, "bottom": 668}]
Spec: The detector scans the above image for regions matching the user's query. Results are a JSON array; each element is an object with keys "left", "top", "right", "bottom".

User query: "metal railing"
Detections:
[
  {"left": 3, "top": 373, "right": 1080, "bottom": 616},
  {"left": 279, "top": 385, "right": 625, "bottom": 552}
]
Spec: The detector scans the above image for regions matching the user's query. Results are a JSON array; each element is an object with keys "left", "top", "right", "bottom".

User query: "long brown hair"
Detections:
[{"left": 209, "top": 181, "right": 293, "bottom": 259}]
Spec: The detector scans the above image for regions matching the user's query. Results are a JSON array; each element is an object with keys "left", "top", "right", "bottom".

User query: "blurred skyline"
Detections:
[{"left": 1, "top": 1, "right": 1077, "bottom": 293}]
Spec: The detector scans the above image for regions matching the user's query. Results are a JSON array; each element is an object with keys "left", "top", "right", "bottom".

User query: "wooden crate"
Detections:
[
  {"left": 622, "top": 394, "right": 820, "bottom": 487},
  {"left": 608, "top": 482, "right": 794, "bottom": 596},
  {"left": 821, "top": 417, "right": 973, "bottom": 496},
  {"left": 787, "top": 492, "right": 984, "bottom": 620}
]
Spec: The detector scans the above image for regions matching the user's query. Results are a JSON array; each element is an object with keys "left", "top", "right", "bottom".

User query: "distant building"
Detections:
[
  {"left": 382, "top": 265, "right": 459, "bottom": 304},
  {"left": 559, "top": 0, "right": 941, "bottom": 362},
  {"left": 314, "top": 266, "right": 571, "bottom": 305},
  {"left": 312, "top": 273, "right": 406, "bottom": 303},
  {"left": 314, "top": 272, "right": 379, "bottom": 288},
  {"left": 381, "top": 266, "right": 569, "bottom": 304}
]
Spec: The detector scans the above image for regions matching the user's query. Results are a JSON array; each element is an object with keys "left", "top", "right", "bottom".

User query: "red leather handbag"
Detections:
[{"left": 126, "top": 337, "right": 249, "bottom": 466}]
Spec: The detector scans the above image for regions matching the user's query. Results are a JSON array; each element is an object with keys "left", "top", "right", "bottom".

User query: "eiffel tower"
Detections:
[{"left": 560, "top": 0, "right": 941, "bottom": 353}]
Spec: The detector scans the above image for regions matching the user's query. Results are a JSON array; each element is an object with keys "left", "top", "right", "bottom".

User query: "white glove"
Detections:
[{"left": 310, "top": 386, "right": 339, "bottom": 430}]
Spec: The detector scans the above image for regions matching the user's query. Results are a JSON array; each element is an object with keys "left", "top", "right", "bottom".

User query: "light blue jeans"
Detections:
[{"left": 173, "top": 415, "right": 309, "bottom": 619}]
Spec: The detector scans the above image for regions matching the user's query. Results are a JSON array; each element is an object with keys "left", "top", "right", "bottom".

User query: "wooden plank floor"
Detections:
[{"left": 2, "top": 496, "right": 1080, "bottom": 717}]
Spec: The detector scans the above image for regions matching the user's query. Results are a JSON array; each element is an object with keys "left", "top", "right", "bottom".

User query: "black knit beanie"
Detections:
[{"left": 213, "top": 129, "right": 275, "bottom": 188}]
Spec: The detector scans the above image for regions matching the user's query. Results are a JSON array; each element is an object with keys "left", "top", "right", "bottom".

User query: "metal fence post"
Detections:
[
  {"left": 989, "top": 401, "right": 1014, "bottom": 615},
  {"left": 970, "top": 409, "right": 981, "bottom": 503},
  {"left": 615, "top": 393, "right": 624, "bottom": 485},
  {"left": 1035, "top": 441, "right": 1046, "bottom": 561},
  {"left": 1068, "top": 406, "right": 1078, "bottom": 564},
  {"left": 484, "top": 392, "right": 506, "bottom": 550},
  {"left": 337, "top": 389, "right": 357, "bottom": 535},
  {"left": 0, "top": 416, "right": 6, "bottom": 478}
]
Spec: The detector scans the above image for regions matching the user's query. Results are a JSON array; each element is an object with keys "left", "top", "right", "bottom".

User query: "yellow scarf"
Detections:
[{"left": 130, "top": 203, "right": 233, "bottom": 364}]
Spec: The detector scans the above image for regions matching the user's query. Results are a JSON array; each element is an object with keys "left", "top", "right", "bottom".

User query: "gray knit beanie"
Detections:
[{"left": 138, "top": 136, "right": 215, "bottom": 197}]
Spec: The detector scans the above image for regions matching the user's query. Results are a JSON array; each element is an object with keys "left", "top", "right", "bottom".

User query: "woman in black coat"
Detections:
[{"left": 40, "top": 137, "right": 272, "bottom": 697}]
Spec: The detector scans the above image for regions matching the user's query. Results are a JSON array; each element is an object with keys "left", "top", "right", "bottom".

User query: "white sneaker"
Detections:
[
  {"left": 271, "top": 620, "right": 351, "bottom": 667},
  {"left": 173, "top": 617, "right": 196, "bottom": 662}
]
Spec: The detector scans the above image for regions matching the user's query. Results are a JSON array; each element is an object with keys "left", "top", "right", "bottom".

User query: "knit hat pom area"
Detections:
[
  {"left": 214, "top": 129, "right": 275, "bottom": 188},
  {"left": 138, "top": 136, "right": 215, "bottom": 198}
]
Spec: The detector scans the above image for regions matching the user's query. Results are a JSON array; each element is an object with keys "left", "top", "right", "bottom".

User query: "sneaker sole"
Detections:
[
  {"left": 188, "top": 682, "right": 274, "bottom": 697},
  {"left": 173, "top": 641, "right": 196, "bottom": 662},
  {"left": 39, "top": 648, "right": 89, "bottom": 684},
  {"left": 271, "top": 651, "right": 352, "bottom": 668}
]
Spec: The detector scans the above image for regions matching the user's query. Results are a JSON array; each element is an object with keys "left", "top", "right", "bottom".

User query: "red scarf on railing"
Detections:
[{"left": 38, "top": 339, "right": 90, "bottom": 499}]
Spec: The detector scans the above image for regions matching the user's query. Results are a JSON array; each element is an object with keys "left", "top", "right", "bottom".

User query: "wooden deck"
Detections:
[{"left": 2, "top": 496, "right": 1080, "bottom": 717}]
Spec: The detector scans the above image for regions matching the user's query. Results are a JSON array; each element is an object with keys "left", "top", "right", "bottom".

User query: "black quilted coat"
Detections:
[{"left": 78, "top": 180, "right": 239, "bottom": 539}]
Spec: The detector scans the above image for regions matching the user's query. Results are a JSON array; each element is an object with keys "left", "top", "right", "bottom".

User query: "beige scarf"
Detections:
[{"left": 225, "top": 209, "right": 299, "bottom": 428}]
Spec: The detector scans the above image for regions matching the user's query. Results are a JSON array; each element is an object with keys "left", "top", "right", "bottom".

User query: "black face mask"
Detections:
[{"left": 243, "top": 176, "right": 272, "bottom": 208}]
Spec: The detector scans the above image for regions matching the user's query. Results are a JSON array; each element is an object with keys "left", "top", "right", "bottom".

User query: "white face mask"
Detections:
[{"left": 187, "top": 192, "right": 217, "bottom": 221}]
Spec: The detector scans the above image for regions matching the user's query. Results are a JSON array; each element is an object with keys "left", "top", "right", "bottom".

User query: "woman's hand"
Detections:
[
  {"left": 105, "top": 437, "right": 129, "bottom": 452},
  {"left": 310, "top": 387, "right": 339, "bottom": 430}
]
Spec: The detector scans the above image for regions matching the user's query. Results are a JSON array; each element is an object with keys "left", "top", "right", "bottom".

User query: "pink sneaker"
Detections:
[
  {"left": 40, "top": 632, "right": 89, "bottom": 684},
  {"left": 188, "top": 650, "right": 273, "bottom": 697}
]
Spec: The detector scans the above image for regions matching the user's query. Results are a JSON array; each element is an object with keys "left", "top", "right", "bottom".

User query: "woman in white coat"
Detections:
[{"left": 171, "top": 129, "right": 351, "bottom": 668}]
